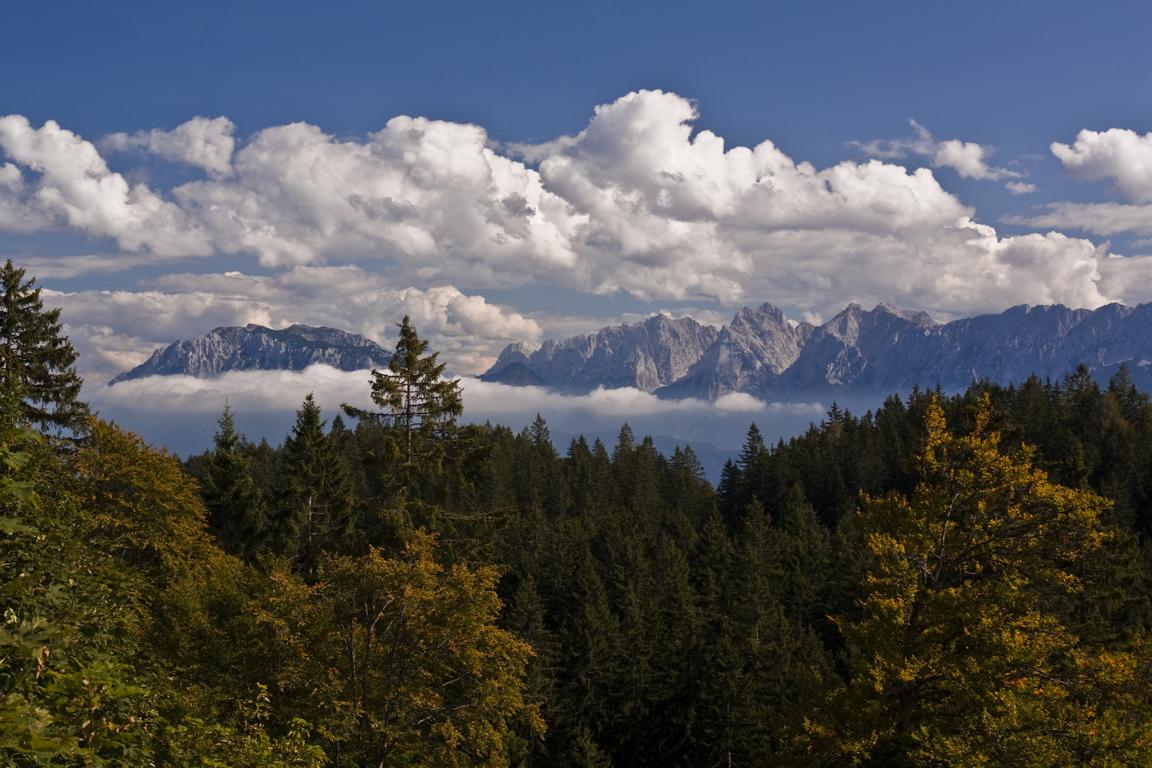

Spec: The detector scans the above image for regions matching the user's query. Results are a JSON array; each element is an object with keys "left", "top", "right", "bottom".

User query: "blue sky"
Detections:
[
  {"left": 4, "top": 0, "right": 1152, "bottom": 448},
  {"left": 8, "top": 1, "right": 1150, "bottom": 161}
]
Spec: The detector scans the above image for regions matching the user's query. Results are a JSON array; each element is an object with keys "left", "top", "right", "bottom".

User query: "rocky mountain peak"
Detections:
[
  {"left": 110, "top": 324, "right": 391, "bottom": 384},
  {"left": 485, "top": 300, "right": 1152, "bottom": 400},
  {"left": 482, "top": 313, "right": 719, "bottom": 391}
]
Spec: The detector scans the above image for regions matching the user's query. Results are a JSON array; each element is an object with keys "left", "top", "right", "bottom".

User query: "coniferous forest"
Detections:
[{"left": 7, "top": 261, "right": 1152, "bottom": 766}]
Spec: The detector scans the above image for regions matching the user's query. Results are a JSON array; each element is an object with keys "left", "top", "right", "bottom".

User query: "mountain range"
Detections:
[
  {"left": 482, "top": 302, "right": 1152, "bottom": 398},
  {"left": 110, "top": 303, "right": 1152, "bottom": 399},
  {"left": 110, "top": 324, "right": 391, "bottom": 384}
]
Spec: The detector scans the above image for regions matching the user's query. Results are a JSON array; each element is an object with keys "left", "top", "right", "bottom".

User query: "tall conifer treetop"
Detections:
[
  {"left": 203, "top": 404, "right": 265, "bottom": 560},
  {"left": 344, "top": 315, "right": 462, "bottom": 464},
  {"left": 0, "top": 259, "right": 87, "bottom": 433}
]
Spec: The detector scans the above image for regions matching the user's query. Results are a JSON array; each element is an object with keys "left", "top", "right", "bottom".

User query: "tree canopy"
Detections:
[
  {"left": 0, "top": 259, "right": 87, "bottom": 434},
  {"left": 806, "top": 398, "right": 1150, "bottom": 766},
  {"left": 7, "top": 261, "right": 1152, "bottom": 766}
]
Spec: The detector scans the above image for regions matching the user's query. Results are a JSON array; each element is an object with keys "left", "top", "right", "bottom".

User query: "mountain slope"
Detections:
[
  {"left": 111, "top": 324, "right": 391, "bottom": 384},
  {"left": 486, "top": 302, "right": 1152, "bottom": 398},
  {"left": 656, "top": 303, "right": 813, "bottom": 399},
  {"left": 482, "top": 314, "right": 719, "bottom": 392}
]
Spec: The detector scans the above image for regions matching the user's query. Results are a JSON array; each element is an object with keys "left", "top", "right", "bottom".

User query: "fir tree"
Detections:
[
  {"left": 344, "top": 315, "right": 462, "bottom": 468},
  {"left": 271, "top": 393, "right": 355, "bottom": 569},
  {"left": 202, "top": 405, "right": 265, "bottom": 560},
  {"left": 0, "top": 259, "right": 87, "bottom": 433}
]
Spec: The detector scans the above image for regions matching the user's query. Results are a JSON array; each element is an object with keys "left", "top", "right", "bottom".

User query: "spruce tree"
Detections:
[
  {"left": 0, "top": 259, "right": 87, "bottom": 433},
  {"left": 344, "top": 316, "right": 462, "bottom": 468},
  {"left": 271, "top": 393, "right": 355, "bottom": 569},
  {"left": 202, "top": 405, "right": 265, "bottom": 560}
]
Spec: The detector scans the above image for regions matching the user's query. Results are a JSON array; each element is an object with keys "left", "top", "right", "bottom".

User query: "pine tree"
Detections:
[
  {"left": 202, "top": 405, "right": 265, "bottom": 560},
  {"left": 270, "top": 393, "right": 354, "bottom": 569},
  {"left": 769, "top": 483, "right": 832, "bottom": 627},
  {"left": 344, "top": 316, "right": 462, "bottom": 468},
  {"left": 715, "top": 459, "right": 740, "bottom": 523},
  {"left": 0, "top": 259, "right": 87, "bottom": 433},
  {"left": 728, "top": 423, "right": 768, "bottom": 527}
]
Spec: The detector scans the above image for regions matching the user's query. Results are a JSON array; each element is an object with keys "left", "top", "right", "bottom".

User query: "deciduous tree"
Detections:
[{"left": 807, "top": 398, "right": 1151, "bottom": 766}]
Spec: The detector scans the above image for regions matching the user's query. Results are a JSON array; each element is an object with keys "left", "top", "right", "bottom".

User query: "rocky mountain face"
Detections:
[
  {"left": 481, "top": 314, "right": 720, "bottom": 392},
  {"left": 778, "top": 303, "right": 939, "bottom": 392},
  {"left": 483, "top": 302, "right": 1152, "bottom": 398},
  {"left": 656, "top": 304, "right": 813, "bottom": 399},
  {"left": 110, "top": 324, "right": 391, "bottom": 384}
]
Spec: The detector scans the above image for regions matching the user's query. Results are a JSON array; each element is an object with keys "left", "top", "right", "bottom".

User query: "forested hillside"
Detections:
[{"left": 6, "top": 260, "right": 1152, "bottom": 765}]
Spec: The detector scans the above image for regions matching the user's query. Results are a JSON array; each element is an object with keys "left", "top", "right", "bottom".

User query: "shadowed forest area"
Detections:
[{"left": 6, "top": 261, "right": 1152, "bottom": 765}]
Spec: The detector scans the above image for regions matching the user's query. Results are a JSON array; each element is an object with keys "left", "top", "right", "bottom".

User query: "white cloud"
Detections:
[
  {"left": 90, "top": 369, "right": 828, "bottom": 457},
  {"left": 93, "top": 366, "right": 822, "bottom": 422},
  {"left": 46, "top": 285, "right": 276, "bottom": 377},
  {"left": 1005, "top": 202, "right": 1152, "bottom": 237},
  {"left": 1052, "top": 128, "right": 1152, "bottom": 202},
  {"left": 399, "top": 285, "right": 543, "bottom": 346},
  {"left": 170, "top": 117, "right": 584, "bottom": 274},
  {"left": 713, "top": 392, "right": 770, "bottom": 413},
  {"left": 1098, "top": 254, "right": 1152, "bottom": 306},
  {"left": 522, "top": 93, "right": 1102, "bottom": 313},
  {"left": 19, "top": 253, "right": 176, "bottom": 279},
  {"left": 0, "top": 162, "right": 52, "bottom": 230},
  {"left": 1, "top": 94, "right": 1141, "bottom": 328},
  {"left": 1005, "top": 181, "right": 1037, "bottom": 195},
  {"left": 857, "top": 119, "right": 1024, "bottom": 182},
  {"left": 1002, "top": 127, "right": 1152, "bottom": 250},
  {"left": 102, "top": 116, "right": 236, "bottom": 177},
  {"left": 95, "top": 365, "right": 374, "bottom": 413},
  {"left": 0, "top": 116, "right": 211, "bottom": 255}
]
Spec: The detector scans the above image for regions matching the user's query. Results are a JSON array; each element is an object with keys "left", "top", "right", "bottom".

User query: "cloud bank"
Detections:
[
  {"left": 90, "top": 368, "right": 826, "bottom": 459},
  {"left": 94, "top": 366, "right": 816, "bottom": 418},
  {"left": 5, "top": 90, "right": 1147, "bottom": 336}
]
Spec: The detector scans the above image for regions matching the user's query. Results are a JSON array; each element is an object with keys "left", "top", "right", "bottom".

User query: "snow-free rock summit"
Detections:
[
  {"left": 483, "top": 302, "right": 1152, "bottom": 398},
  {"left": 110, "top": 324, "right": 391, "bottom": 384}
]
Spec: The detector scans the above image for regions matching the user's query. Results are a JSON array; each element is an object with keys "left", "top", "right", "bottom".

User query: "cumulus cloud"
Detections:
[
  {"left": 170, "top": 116, "right": 584, "bottom": 274},
  {"left": 0, "top": 162, "right": 52, "bottom": 230},
  {"left": 1004, "top": 128, "right": 1152, "bottom": 245},
  {"left": 47, "top": 265, "right": 542, "bottom": 381},
  {"left": 857, "top": 119, "right": 1024, "bottom": 182},
  {"left": 1097, "top": 254, "right": 1152, "bottom": 306},
  {"left": 1005, "top": 181, "right": 1036, "bottom": 195},
  {"left": 102, "top": 116, "right": 236, "bottom": 177},
  {"left": 1, "top": 93, "right": 1143, "bottom": 325},
  {"left": 1051, "top": 128, "right": 1152, "bottom": 202},
  {"left": 1004, "top": 202, "right": 1152, "bottom": 237},
  {"left": 0, "top": 116, "right": 211, "bottom": 255},
  {"left": 45, "top": 285, "right": 276, "bottom": 377}
]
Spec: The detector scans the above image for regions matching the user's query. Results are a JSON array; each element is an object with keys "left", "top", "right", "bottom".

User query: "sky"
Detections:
[{"left": 4, "top": 0, "right": 1152, "bottom": 451}]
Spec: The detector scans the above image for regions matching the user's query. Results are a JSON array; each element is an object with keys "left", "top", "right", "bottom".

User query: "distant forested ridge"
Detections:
[{"left": 5, "top": 263, "right": 1152, "bottom": 766}]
